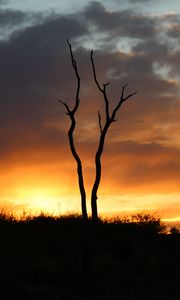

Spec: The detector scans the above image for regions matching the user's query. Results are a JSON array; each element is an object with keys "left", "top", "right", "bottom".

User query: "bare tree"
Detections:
[
  {"left": 60, "top": 40, "right": 137, "bottom": 223},
  {"left": 90, "top": 51, "right": 137, "bottom": 222},
  {"left": 59, "top": 40, "right": 88, "bottom": 222}
]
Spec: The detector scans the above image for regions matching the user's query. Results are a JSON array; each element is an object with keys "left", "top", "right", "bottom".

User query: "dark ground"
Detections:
[{"left": 0, "top": 213, "right": 179, "bottom": 300}]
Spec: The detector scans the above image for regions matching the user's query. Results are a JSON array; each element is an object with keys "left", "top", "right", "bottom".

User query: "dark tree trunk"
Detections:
[
  {"left": 90, "top": 51, "right": 137, "bottom": 222},
  {"left": 91, "top": 125, "right": 109, "bottom": 222},
  {"left": 68, "top": 115, "right": 88, "bottom": 221},
  {"left": 76, "top": 155, "right": 88, "bottom": 221},
  {"left": 59, "top": 40, "right": 88, "bottom": 222}
]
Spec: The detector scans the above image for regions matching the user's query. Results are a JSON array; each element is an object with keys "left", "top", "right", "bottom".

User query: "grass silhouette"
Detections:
[{"left": 0, "top": 211, "right": 179, "bottom": 299}]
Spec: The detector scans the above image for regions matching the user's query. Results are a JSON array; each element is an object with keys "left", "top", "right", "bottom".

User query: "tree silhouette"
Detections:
[
  {"left": 90, "top": 51, "right": 137, "bottom": 222},
  {"left": 59, "top": 40, "right": 88, "bottom": 222},
  {"left": 60, "top": 40, "right": 137, "bottom": 222}
]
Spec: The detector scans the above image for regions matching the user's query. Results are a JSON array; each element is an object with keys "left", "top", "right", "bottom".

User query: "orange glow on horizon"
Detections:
[
  {"left": 1, "top": 168, "right": 180, "bottom": 223},
  {"left": 1, "top": 140, "right": 180, "bottom": 221}
]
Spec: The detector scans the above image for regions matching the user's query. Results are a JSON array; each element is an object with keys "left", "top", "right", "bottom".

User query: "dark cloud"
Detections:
[
  {"left": 83, "top": 1, "right": 157, "bottom": 39},
  {"left": 0, "top": 8, "right": 51, "bottom": 40},
  {"left": 0, "top": 10, "right": 89, "bottom": 165},
  {"left": 167, "top": 24, "right": 180, "bottom": 38},
  {"left": 0, "top": 10, "right": 25, "bottom": 26}
]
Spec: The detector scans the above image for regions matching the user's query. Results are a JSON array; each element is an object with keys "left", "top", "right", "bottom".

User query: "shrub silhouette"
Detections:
[{"left": 0, "top": 211, "right": 180, "bottom": 299}]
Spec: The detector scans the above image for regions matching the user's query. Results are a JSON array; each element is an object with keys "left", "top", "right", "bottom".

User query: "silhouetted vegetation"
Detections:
[{"left": 0, "top": 211, "right": 179, "bottom": 299}]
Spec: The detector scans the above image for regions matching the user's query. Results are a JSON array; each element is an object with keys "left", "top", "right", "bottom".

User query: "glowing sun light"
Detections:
[{"left": 15, "top": 188, "right": 61, "bottom": 215}]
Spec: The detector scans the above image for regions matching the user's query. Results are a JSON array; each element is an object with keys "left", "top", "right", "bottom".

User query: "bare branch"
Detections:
[
  {"left": 90, "top": 50, "right": 110, "bottom": 121},
  {"left": 67, "top": 39, "right": 77, "bottom": 72},
  {"left": 58, "top": 99, "right": 71, "bottom": 115},
  {"left": 59, "top": 41, "right": 88, "bottom": 221},
  {"left": 67, "top": 39, "right": 80, "bottom": 114},
  {"left": 120, "top": 84, "right": 138, "bottom": 102},
  {"left": 111, "top": 86, "right": 137, "bottom": 122},
  {"left": 90, "top": 50, "right": 103, "bottom": 92},
  {"left": 121, "top": 84, "right": 128, "bottom": 97},
  {"left": 98, "top": 110, "right": 103, "bottom": 133},
  {"left": 123, "top": 91, "right": 138, "bottom": 102},
  {"left": 103, "top": 82, "right": 110, "bottom": 88}
]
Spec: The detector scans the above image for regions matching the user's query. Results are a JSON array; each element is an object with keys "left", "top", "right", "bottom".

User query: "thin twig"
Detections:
[
  {"left": 90, "top": 50, "right": 103, "bottom": 92},
  {"left": 58, "top": 99, "right": 71, "bottom": 114},
  {"left": 111, "top": 86, "right": 137, "bottom": 121},
  {"left": 91, "top": 50, "right": 110, "bottom": 121},
  {"left": 67, "top": 39, "right": 80, "bottom": 114}
]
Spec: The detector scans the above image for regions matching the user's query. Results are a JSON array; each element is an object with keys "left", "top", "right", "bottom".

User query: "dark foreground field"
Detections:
[{"left": 0, "top": 213, "right": 179, "bottom": 300}]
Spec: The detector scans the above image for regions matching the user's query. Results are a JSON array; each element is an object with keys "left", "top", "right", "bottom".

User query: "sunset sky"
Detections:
[{"left": 0, "top": 0, "right": 180, "bottom": 221}]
